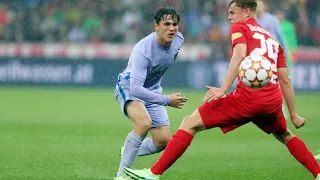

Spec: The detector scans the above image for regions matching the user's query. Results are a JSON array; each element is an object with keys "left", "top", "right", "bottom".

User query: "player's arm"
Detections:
[
  {"left": 277, "top": 47, "right": 305, "bottom": 128},
  {"left": 130, "top": 78, "right": 170, "bottom": 105},
  {"left": 130, "top": 52, "right": 187, "bottom": 108},
  {"left": 278, "top": 68, "right": 296, "bottom": 116},
  {"left": 203, "top": 43, "right": 247, "bottom": 102},
  {"left": 221, "top": 24, "right": 247, "bottom": 92},
  {"left": 220, "top": 43, "right": 247, "bottom": 92},
  {"left": 130, "top": 52, "right": 170, "bottom": 106},
  {"left": 203, "top": 24, "right": 247, "bottom": 102}
]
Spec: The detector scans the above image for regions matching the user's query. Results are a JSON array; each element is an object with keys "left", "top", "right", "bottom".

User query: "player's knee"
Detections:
[
  {"left": 282, "top": 131, "right": 295, "bottom": 144},
  {"left": 180, "top": 115, "right": 202, "bottom": 134},
  {"left": 134, "top": 121, "right": 152, "bottom": 134},
  {"left": 138, "top": 122, "right": 152, "bottom": 132},
  {"left": 180, "top": 115, "right": 194, "bottom": 128},
  {"left": 275, "top": 130, "right": 295, "bottom": 144}
]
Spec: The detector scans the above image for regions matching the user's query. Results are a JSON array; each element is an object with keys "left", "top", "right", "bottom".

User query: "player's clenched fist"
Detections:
[
  {"left": 169, "top": 93, "right": 188, "bottom": 109},
  {"left": 290, "top": 115, "right": 306, "bottom": 129}
]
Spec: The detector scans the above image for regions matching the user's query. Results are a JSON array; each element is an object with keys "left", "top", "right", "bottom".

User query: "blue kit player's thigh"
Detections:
[
  {"left": 145, "top": 103, "right": 170, "bottom": 128},
  {"left": 114, "top": 74, "right": 144, "bottom": 116}
]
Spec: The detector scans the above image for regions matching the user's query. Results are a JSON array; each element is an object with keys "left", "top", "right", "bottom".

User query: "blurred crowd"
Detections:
[{"left": 0, "top": 0, "right": 319, "bottom": 58}]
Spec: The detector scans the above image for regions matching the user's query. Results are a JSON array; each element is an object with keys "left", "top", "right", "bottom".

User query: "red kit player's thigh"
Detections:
[
  {"left": 252, "top": 107, "right": 287, "bottom": 134},
  {"left": 198, "top": 95, "right": 247, "bottom": 133}
]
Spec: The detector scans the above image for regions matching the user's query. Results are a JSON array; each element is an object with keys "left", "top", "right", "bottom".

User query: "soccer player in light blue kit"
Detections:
[
  {"left": 256, "top": 0, "right": 290, "bottom": 119},
  {"left": 114, "top": 8, "right": 188, "bottom": 180},
  {"left": 256, "top": 0, "right": 287, "bottom": 50}
]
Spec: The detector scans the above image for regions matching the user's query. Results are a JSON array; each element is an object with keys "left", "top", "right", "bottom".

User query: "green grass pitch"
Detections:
[{"left": 0, "top": 86, "right": 319, "bottom": 180}]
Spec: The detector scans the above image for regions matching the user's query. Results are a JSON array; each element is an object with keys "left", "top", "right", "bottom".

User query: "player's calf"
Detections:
[
  {"left": 136, "top": 127, "right": 171, "bottom": 157},
  {"left": 153, "top": 135, "right": 170, "bottom": 150},
  {"left": 273, "top": 129, "right": 320, "bottom": 178},
  {"left": 273, "top": 129, "right": 295, "bottom": 145},
  {"left": 116, "top": 101, "right": 152, "bottom": 177},
  {"left": 150, "top": 126, "right": 171, "bottom": 149}
]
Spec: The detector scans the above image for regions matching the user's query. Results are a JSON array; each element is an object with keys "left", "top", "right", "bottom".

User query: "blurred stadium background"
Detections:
[{"left": 0, "top": 0, "right": 319, "bottom": 179}]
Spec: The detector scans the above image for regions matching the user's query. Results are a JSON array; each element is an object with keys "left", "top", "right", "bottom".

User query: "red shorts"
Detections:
[{"left": 198, "top": 93, "right": 287, "bottom": 134}]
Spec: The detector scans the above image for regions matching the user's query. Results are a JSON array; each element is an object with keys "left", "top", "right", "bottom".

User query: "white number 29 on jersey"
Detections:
[{"left": 250, "top": 32, "right": 279, "bottom": 84}]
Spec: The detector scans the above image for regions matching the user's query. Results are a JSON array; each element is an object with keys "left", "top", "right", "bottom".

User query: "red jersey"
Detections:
[{"left": 230, "top": 18, "right": 286, "bottom": 105}]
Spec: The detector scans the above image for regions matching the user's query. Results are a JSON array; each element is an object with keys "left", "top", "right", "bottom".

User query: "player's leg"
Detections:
[
  {"left": 287, "top": 59, "right": 320, "bottom": 166},
  {"left": 116, "top": 100, "right": 152, "bottom": 177},
  {"left": 114, "top": 75, "right": 153, "bottom": 178},
  {"left": 138, "top": 105, "right": 171, "bottom": 156},
  {"left": 273, "top": 130, "right": 320, "bottom": 179},
  {"left": 261, "top": 107, "right": 320, "bottom": 179},
  {"left": 138, "top": 126, "right": 170, "bottom": 156},
  {"left": 124, "top": 108, "right": 205, "bottom": 179},
  {"left": 124, "top": 95, "right": 245, "bottom": 179},
  {"left": 282, "top": 57, "right": 292, "bottom": 120},
  {"left": 148, "top": 108, "right": 206, "bottom": 175}
]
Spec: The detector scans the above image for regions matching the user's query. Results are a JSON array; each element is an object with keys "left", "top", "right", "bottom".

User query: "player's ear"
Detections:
[
  {"left": 154, "top": 22, "right": 159, "bottom": 32},
  {"left": 245, "top": 8, "right": 251, "bottom": 18}
]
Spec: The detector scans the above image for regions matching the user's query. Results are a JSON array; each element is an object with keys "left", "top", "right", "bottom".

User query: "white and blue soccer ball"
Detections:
[{"left": 239, "top": 54, "right": 273, "bottom": 88}]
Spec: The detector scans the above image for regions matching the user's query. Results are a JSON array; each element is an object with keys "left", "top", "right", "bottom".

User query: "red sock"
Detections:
[
  {"left": 151, "top": 129, "right": 193, "bottom": 175},
  {"left": 286, "top": 137, "right": 320, "bottom": 178}
]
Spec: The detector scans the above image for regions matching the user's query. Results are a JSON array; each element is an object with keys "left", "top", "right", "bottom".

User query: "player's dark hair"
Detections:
[
  {"left": 229, "top": 0, "right": 257, "bottom": 12},
  {"left": 154, "top": 7, "right": 180, "bottom": 24}
]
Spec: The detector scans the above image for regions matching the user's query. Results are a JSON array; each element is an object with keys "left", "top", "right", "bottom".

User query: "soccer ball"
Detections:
[{"left": 239, "top": 54, "right": 273, "bottom": 88}]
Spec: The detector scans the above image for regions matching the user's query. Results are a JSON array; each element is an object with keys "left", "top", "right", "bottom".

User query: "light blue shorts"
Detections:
[{"left": 114, "top": 73, "right": 170, "bottom": 128}]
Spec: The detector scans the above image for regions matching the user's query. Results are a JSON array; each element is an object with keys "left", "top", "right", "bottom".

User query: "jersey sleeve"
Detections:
[
  {"left": 130, "top": 78, "right": 170, "bottom": 106},
  {"left": 129, "top": 51, "right": 170, "bottom": 106},
  {"left": 130, "top": 51, "right": 149, "bottom": 82},
  {"left": 230, "top": 23, "right": 247, "bottom": 48},
  {"left": 277, "top": 46, "right": 286, "bottom": 68}
]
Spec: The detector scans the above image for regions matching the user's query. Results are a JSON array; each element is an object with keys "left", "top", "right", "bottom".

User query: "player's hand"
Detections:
[
  {"left": 203, "top": 86, "right": 227, "bottom": 102},
  {"left": 169, "top": 93, "right": 188, "bottom": 109},
  {"left": 291, "top": 114, "right": 305, "bottom": 129}
]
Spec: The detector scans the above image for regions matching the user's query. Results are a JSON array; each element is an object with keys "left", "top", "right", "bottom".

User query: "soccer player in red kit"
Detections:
[{"left": 123, "top": 0, "right": 320, "bottom": 179}]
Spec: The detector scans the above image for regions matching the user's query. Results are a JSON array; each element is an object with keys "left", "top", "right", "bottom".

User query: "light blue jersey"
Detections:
[
  {"left": 257, "top": 12, "right": 287, "bottom": 54},
  {"left": 115, "top": 31, "right": 184, "bottom": 127}
]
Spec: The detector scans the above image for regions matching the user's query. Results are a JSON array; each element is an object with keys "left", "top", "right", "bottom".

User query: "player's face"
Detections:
[
  {"left": 154, "top": 14, "right": 179, "bottom": 46},
  {"left": 228, "top": 3, "right": 250, "bottom": 24},
  {"left": 276, "top": 11, "right": 285, "bottom": 21},
  {"left": 256, "top": 0, "right": 266, "bottom": 14}
]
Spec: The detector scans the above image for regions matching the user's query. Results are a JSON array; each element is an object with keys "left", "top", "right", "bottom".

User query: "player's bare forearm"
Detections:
[
  {"left": 203, "top": 44, "right": 246, "bottom": 102},
  {"left": 278, "top": 68, "right": 297, "bottom": 118},
  {"left": 221, "top": 43, "right": 247, "bottom": 92},
  {"left": 220, "top": 56, "right": 242, "bottom": 92}
]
